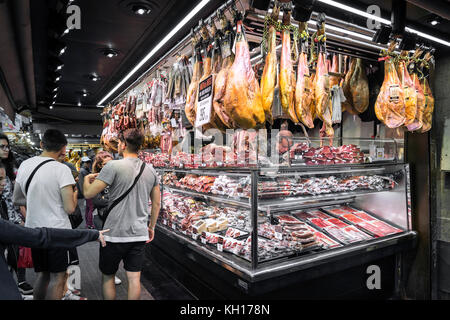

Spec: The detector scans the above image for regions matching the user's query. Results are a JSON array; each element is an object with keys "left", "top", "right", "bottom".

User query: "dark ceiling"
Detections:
[{"left": 30, "top": 0, "right": 222, "bottom": 125}]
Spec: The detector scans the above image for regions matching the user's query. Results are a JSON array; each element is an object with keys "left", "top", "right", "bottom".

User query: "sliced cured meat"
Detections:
[
  {"left": 342, "top": 214, "right": 365, "bottom": 224},
  {"left": 353, "top": 211, "right": 376, "bottom": 221},
  {"left": 342, "top": 226, "right": 372, "bottom": 241},
  {"left": 356, "top": 222, "right": 386, "bottom": 237},
  {"left": 326, "top": 218, "right": 348, "bottom": 228},
  {"left": 369, "top": 220, "right": 402, "bottom": 235}
]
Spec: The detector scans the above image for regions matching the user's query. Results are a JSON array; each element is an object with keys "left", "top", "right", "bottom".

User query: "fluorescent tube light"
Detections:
[
  {"left": 317, "top": 0, "right": 450, "bottom": 47},
  {"left": 98, "top": 0, "right": 211, "bottom": 105}
]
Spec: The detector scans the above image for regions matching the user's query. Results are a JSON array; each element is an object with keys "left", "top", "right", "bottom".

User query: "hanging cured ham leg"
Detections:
[
  {"left": 279, "top": 10, "right": 298, "bottom": 123},
  {"left": 294, "top": 26, "right": 314, "bottom": 129},
  {"left": 185, "top": 35, "right": 203, "bottom": 126},
  {"left": 396, "top": 53, "right": 417, "bottom": 127},
  {"left": 375, "top": 56, "right": 406, "bottom": 128},
  {"left": 221, "top": 18, "right": 265, "bottom": 129},
  {"left": 419, "top": 77, "right": 434, "bottom": 133},
  {"left": 260, "top": 5, "right": 279, "bottom": 126},
  {"left": 349, "top": 58, "right": 369, "bottom": 113},
  {"left": 314, "top": 50, "right": 333, "bottom": 132}
]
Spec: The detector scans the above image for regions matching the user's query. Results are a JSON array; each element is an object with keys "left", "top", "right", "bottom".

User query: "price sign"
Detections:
[
  {"left": 172, "top": 223, "right": 177, "bottom": 231},
  {"left": 201, "top": 232, "right": 207, "bottom": 244},
  {"left": 162, "top": 219, "right": 167, "bottom": 226},
  {"left": 376, "top": 148, "right": 385, "bottom": 160},
  {"left": 195, "top": 75, "right": 213, "bottom": 127},
  {"left": 217, "top": 236, "right": 224, "bottom": 252},
  {"left": 275, "top": 225, "right": 283, "bottom": 240},
  {"left": 192, "top": 227, "right": 199, "bottom": 241},
  {"left": 171, "top": 118, "right": 177, "bottom": 127}
]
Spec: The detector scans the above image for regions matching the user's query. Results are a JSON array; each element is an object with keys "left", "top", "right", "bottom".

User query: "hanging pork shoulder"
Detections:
[
  {"left": 374, "top": 57, "right": 406, "bottom": 128},
  {"left": 342, "top": 57, "right": 358, "bottom": 114},
  {"left": 221, "top": 18, "right": 265, "bottom": 129}
]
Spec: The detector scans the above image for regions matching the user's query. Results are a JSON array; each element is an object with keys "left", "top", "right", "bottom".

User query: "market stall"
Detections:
[{"left": 97, "top": 0, "right": 444, "bottom": 298}]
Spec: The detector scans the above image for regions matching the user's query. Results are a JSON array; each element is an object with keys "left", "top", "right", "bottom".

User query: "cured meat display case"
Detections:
[{"left": 147, "top": 150, "right": 417, "bottom": 299}]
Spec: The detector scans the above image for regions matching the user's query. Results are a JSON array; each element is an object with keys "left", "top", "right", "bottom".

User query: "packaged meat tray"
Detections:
[
  {"left": 224, "top": 227, "right": 248, "bottom": 239},
  {"left": 369, "top": 220, "right": 403, "bottom": 235},
  {"left": 323, "top": 226, "right": 359, "bottom": 244},
  {"left": 309, "top": 218, "right": 333, "bottom": 229},
  {"left": 341, "top": 214, "right": 366, "bottom": 224},
  {"left": 342, "top": 225, "right": 373, "bottom": 241},
  {"left": 306, "top": 210, "right": 333, "bottom": 220},
  {"left": 340, "top": 206, "right": 359, "bottom": 213},
  {"left": 352, "top": 211, "right": 376, "bottom": 221},
  {"left": 326, "top": 218, "right": 349, "bottom": 228},
  {"left": 322, "top": 206, "right": 348, "bottom": 216},
  {"left": 276, "top": 215, "right": 303, "bottom": 225},
  {"left": 356, "top": 222, "right": 387, "bottom": 237},
  {"left": 292, "top": 211, "right": 314, "bottom": 221},
  {"left": 314, "top": 231, "right": 342, "bottom": 249}
]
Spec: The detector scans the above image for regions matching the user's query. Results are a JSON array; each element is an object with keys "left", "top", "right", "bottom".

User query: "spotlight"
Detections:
[
  {"left": 49, "top": 105, "right": 54, "bottom": 110},
  {"left": 427, "top": 15, "right": 442, "bottom": 26},
  {"left": 78, "top": 102, "right": 82, "bottom": 106},
  {"left": 89, "top": 74, "right": 101, "bottom": 82},
  {"left": 101, "top": 48, "right": 119, "bottom": 58},
  {"left": 48, "top": 57, "right": 65, "bottom": 72},
  {"left": 131, "top": 4, "right": 151, "bottom": 15},
  {"left": 49, "top": 39, "right": 67, "bottom": 57}
]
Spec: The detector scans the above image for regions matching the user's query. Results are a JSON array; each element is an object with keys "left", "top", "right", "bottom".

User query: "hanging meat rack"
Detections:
[{"left": 108, "top": 0, "right": 432, "bottom": 106}]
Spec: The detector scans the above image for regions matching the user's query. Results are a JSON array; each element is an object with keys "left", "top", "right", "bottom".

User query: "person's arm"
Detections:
[
  {"left": 0, "top": 219, "right": 109, "bottom": 248},
  {"left": 61, "top": 185, "right": 78, "bottom": 214},
  {"left": 83, "top": 174, "right": 107, "bottom": 199},
  {"left": 12, "top": 183, "right": 26, "bottom": 207},
  {"left": 147, "top": 184, "right": 161, "bottom": 242}
]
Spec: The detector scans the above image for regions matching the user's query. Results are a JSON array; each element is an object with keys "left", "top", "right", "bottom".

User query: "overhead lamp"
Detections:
[
  {"left": 317, "top": 0, "right": 450, "bottom": 47},
  {"left": 130, "top": 3, "right": 151, "bottom": 15},
  {"left": 98, "top": 0, "right": 211, "bottom": 105},
  {"left": 101, "top": 48, "right": 119, "bottom": 58},
  {"left": 77, "top": 90, "right": 90, "bottom": 97},
  {"left": 427, "top": 15, "right": 442, "bottom": 26},
  {"left": 89, "top": 74, "right": 101, "bottom": 82},
  {"left": 48, "top": 57, "right": 65, "bottom": 72},
  {"left": 49, "top": 105, "right": 54, "bottom": 110},
  {"left": 78, "top": 102, "right": 82, "bottom": 106},
  {"left": 49, "top": 39, "right": 67, "bottom": 57}
]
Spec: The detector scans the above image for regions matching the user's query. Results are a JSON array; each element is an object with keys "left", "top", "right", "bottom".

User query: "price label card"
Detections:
[
  {"left": 172, "top": 223, "right": 176, "bottom": 231},
  {"left": 171, "top": 118, "right": 177, "bottom": 127},
  {"left": 376, "top": 148, "right": 385, "bottom": 159},
  {"left": 181, "top": 230, "right": 187, "bottom": 235},
  {"left": 217, "top": 236, "right": 224, "bottom": 252},
  {"left": 162, "top": 219, "right": 167, "bottom": 226},
  {"left": 192, "top": 228, "right": 199, "bottom": 240},
  {"left": 275, "top": 225, "right": 283, "bottom": 240},
  {"left": 201, "top": 232, "right": 207, "bottom": 244},
  {"left": 195, "top": 75, "right": 213, "bottom": 127},
  {"left": 114, "top": 115, "right": 119, "bottom": 120}
]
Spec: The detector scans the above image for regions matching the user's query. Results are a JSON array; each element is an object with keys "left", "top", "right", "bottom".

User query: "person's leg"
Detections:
[
  {"left": 85, "top": 199, "right": 94, "bottom": 228},
  {"left": 33, "top": 272, "right": 50, "bottom": 300},
  {"left": 126, "top": 271, "right": 141, "bottom": 300},
  {"left": 46, "top": 271, "right": 67, "bottom": 300},
  {"left": 102, "top": 273, "right": 116, "bottom": 300}
]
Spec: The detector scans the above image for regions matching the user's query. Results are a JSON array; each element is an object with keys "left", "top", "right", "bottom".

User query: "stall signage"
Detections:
[{"left": 195, "top": 75, "right": 213, "bottom": 127}]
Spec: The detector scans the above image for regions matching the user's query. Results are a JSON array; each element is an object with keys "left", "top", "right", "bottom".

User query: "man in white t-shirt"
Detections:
[{"left": 13, "top": 129, "right": 79, "bottom": 300}]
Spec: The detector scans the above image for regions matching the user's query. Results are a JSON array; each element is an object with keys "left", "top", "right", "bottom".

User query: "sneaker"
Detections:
[
  {"left": 62, "top": 290, "right": 87, "bottom": 300},
  {"left": 114, "top": 276, "right": 122, "bottom": 285},
  {"left": 18, "top": 282, "right": 33, "bottom": 295}
]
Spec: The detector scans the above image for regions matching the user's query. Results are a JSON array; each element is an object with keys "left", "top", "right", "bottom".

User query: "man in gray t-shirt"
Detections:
[{"left": 83, "top": 129, "right": 161, "bottom": 300}]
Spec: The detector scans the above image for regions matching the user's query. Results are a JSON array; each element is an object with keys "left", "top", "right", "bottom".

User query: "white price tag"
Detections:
[
  {"left": 162, "top": 219, "right": 167, "bottom": 225},
  {"left": 181, "top": 230, "right": 187, "bottom": 235},
  {"left": 172, "top": 223, "right": 176, "bottom": 231},
  {"left": 376, "top": 148, "right": 385, "bottom": 159},
  {"left": 201, "top": 237, "right": 207, "bottom": 244},
  {"left": 192, "top": 233, "right": 199, "bottom": 241},
  {"left": 275, "top": 232, "right": 283, "bottom": 240},
  {"left": 114, "top": 115, "right": 119, "bottom": 120},
  {"left": 195, "top": 75, "right": 213, "bottom": 127},
  {"left": 171, "top": 118, "right": 177, "bottom": 127},
  {"left": 217, "top": 243, "right": 223, "bottom": 252}
]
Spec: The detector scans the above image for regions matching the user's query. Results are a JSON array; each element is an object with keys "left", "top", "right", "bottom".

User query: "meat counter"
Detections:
[{"left": 145, "top": 163, "right": 417, "bottom": 299}]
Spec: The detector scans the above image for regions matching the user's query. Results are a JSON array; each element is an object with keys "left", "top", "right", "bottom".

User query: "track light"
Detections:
[
  {"left": 89, "top": 74, "right": 101, "bottom": 82},
  {"left": 101, "top": 48, "right": 119, "bottom": 58},
  {"left": 48, "top": 57, "right": 65, "bottom": 72},
  {"left": 130, "top": 3, "right": 151, "bottom": 15},
  {"left": 49, "top": 39, "right": 67, "bottom": 57}
]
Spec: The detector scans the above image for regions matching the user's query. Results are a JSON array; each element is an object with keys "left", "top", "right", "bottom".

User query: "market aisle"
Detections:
[{"left": 25, "top": 240, "right": 154, "bottom": 300}]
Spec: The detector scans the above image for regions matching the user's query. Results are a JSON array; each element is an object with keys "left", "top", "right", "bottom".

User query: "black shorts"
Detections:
[
  {"left": 99, "top": 241, "right": 146, "bottom": 275},
  {"left": 31, "top": 248, "right": 70, "bottom": 273}
]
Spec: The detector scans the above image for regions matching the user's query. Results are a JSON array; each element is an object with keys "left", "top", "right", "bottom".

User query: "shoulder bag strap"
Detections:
[
  {"left": 25, "top": 159, "right": 55, "bottom": 194},
  {"left": 102, "top": 162, "right": 146, "bottom": 226}
]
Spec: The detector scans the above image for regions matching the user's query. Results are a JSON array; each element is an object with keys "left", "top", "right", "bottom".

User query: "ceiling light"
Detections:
[
  {"left": 49, "top": 39, "right": 67, "bottom": 57},
  {"left": 98, "top": 0, "right": 211, "bottom": 105},
  {"left": 49, "top": 106, "right": 54, "bottom": 110},
  {"left": 78, "top": 102, "right": 82, "bottom": 106},
  {"left": 101, "top": 48, "right": 119, "bottom": 58},
  {"left": 53, "top": 87, "right": 59, "bottom": 92},
  {"left": 89, "top": 74, "right": 101, "bottom": 82},
  {"left": 317, "top": 0, "right": 450, "bottom": 47},
  {"left": 131, "top": 4, "right": 151, "bottom": 15}
]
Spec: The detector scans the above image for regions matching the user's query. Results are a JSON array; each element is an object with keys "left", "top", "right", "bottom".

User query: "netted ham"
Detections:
[
  {"left": 221, "top": 20, "right": 265, "bottom": 129},
  {"left": 375, "top": 58, "right": 406, "bottom": 128}
]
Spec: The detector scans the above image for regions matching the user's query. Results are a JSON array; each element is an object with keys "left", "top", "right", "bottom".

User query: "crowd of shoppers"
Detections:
[{"left": 0, "top": 127, "right": 160, "bottom": 300}]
